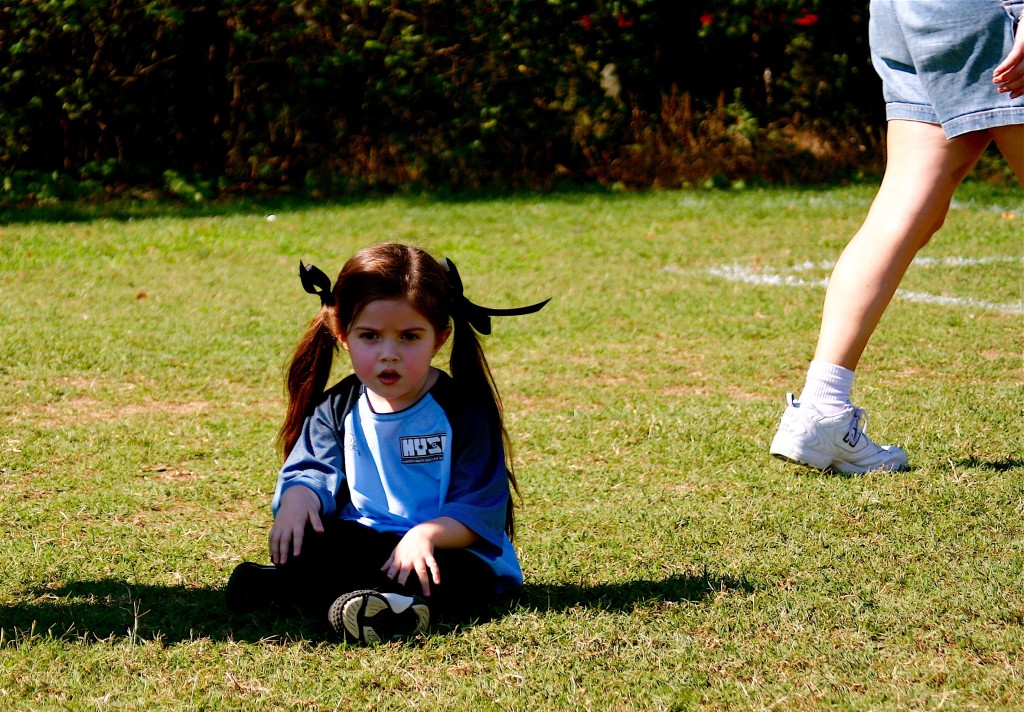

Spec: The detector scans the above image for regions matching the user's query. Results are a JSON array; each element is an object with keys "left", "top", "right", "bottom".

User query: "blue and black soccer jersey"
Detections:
[{"left": 272, "top": 372, "right": 522, "bottom": 591}]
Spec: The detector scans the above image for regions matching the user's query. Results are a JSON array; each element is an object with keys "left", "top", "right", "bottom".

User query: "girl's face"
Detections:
[{"left": 341, "top": 298, "right": 450, "bottom": 413}]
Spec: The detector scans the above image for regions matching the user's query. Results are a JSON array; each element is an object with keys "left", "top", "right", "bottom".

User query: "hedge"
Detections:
[{"left": 0, "top": 0, "right": 880, "bottom": 197}]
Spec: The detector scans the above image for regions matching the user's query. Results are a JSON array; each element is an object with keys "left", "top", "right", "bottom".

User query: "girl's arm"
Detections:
[
  {"left": 269, "top": 383, "right": 354, "bottom": 563},
  {"left": 272, "top": 400, "right": 345, "bottom": 518},
  {"left": 381, "top": 516, "right": 479, "bottom": 596},
  {"left": 269, "top": 484, "right": 324, "bottom": 565}
]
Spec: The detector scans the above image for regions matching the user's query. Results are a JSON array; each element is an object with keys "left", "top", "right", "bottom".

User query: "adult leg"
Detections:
[
  {"left": 771, "top": 120, "right": 992, "bottom": 473},
  {"left": 812, "top": 120, "right": 991, "bottom": 370},
  {"left": 988, "top": 124, "right": 1024, "bottom": 184}
]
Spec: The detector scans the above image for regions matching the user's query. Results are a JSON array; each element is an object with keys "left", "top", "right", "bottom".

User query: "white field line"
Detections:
[{"left": 665, "top": 256, "right": 1024, "bottom": 315}]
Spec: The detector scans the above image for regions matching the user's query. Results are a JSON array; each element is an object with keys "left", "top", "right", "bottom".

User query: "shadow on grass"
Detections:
[
  {"left": 817, "top": 455, "right": 1023, "bottom": 479},
  {"left": 953, "top": 456, "right": 1023, "bottom": 472},
  {"left": 0, "top": 185, "right": 620, "bottom": 225},
  {"left": 0, "top": 579, "right": 322, "bottom": 645},
  {"left": 517, "top": 571, "right": 753, "bottom": 613},
  {"left": 0, "top": 570, "right": 749, "bottom": 645},
  {"left": 0, "top": 179, "right": 893, "bottom": 225}
]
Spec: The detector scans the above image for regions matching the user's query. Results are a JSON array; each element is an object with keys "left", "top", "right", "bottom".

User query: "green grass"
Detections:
[{"left": 1, "top": 183, "right": 1022, "bottom": 710}]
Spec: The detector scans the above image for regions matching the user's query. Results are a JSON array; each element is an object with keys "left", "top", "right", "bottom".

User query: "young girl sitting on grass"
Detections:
[{"left": 227, "top": 243, "right": 547, "bottom": 644}]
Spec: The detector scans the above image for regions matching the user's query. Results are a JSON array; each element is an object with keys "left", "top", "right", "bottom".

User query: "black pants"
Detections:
[{"left": 279, "top": 519, "right": 500, "bottom": 621}]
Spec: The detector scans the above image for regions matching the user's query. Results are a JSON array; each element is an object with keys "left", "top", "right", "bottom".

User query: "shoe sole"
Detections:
[
  {"left": 771, "top": 444, "right": 908, "bottom": 475},
  {"left": 831, "top": 448, "right": 909, "bottom": 475},
  {"left": 769, "top": 435, "right": 833, "bottom": 471},
  {"left": 328, "top": 590, "right": 430, "bottom": 644}
]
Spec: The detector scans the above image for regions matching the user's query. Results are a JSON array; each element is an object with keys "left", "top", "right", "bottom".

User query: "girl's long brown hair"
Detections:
[{"left": 278, "top": 243, "right": 519, "bottom": 537}]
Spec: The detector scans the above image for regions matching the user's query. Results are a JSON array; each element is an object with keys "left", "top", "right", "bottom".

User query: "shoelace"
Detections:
[
  {"left": 853, "top": 407, "right": 866, "bottom": 433},
  {"left": 845, "top": 407, "right": 867, "bottom": 446}
]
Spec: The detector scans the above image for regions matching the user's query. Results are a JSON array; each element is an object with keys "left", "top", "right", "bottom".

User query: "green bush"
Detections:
[{"left": 0, "top": 0, "right": 880, "bottom": 196}]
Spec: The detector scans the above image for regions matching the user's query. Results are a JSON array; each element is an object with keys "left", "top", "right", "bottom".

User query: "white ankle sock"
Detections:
[{"left": 798, "top": 360, "right": 854, "bottom": 415}]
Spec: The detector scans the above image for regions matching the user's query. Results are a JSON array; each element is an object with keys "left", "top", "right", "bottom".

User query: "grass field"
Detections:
[{"left": 1, "top": 183, "right": 1022, "bottom": 710}]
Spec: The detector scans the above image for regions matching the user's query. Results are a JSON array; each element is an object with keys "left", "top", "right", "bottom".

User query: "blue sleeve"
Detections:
[
  {"left": 439, "top": 404, "right": 511, "bottom": 556},
  {"left": 271, "top": 398, "right": 345, "bottom": 518}
]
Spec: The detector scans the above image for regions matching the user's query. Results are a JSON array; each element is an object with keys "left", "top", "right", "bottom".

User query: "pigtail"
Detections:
[
  {"left": 278, "top": 309, "right": 337, "bottom": 458},
  {"left": 448, "top": 317, "right": 520, "bottom": 541},
  {"left": 441, "top": 257, "right": 547, "bottom": 541}
]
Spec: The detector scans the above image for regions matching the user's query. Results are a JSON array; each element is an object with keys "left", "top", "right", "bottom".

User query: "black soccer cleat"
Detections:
[{"left": 225, "top": 562, "right": 283, "bottom": 612}]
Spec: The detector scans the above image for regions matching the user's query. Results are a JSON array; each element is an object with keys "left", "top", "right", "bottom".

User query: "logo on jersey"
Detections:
[{"left": 400, "top": 433, "right": 447, "bottom": 463}]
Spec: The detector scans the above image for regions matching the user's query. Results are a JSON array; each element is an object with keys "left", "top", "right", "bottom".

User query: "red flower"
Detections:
[
  {"left": 617, "top": 13, "right": 635, "bottom": 28},
  {"left": 580, "top": 14, "right": 591, "bottom": 30},
  {"left": 700, "top": 12, "right": 713, "bottom": 25},
  {"left": 795, "top": 13, "right": 819, "bottom": 26}
]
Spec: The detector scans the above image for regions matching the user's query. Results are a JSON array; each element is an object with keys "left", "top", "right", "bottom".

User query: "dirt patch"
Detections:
[
  {"left": 139, "top": 464, "right": 202, "bottom": 481},
  {"left": 25, "top": 399, "right": 209, "bottom": 427},
  {"left": 659, "top": 384, "right": 769, "bottom": 401},
  {"left": 20, "top": 398, "right": 281, "bottom": 428}
]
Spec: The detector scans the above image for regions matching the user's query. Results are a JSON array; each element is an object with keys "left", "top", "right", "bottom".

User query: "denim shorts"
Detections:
[{"left": 869, "top": 0, "right": 1024, "bottom": 137}]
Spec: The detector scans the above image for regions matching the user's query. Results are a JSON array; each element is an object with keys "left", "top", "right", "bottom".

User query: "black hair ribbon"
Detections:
[
  {"left": 299, "top": 261, "right": 334, "bottom": 307},
  {"left": 441, "top": 258, "right": 550, "bottom": 335}
]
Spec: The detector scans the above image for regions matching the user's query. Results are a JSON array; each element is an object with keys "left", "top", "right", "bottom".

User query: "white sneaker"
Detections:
[{"left": 769, "top": 394, "right": 908, "bottom": 474}]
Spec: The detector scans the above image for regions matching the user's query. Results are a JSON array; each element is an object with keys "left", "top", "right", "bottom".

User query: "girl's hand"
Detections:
[
  {"left": 994, "top": 18, "right": 1024, "bottom": 98},
  {"left": 269, "top": 485, "right": 323, "bottom": 565},
  {"left": 381, "top": 517, "right": 478, "bottom": 597},
  {"left": 382, "top": 526, "right": 441, "bottom": 596}
]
